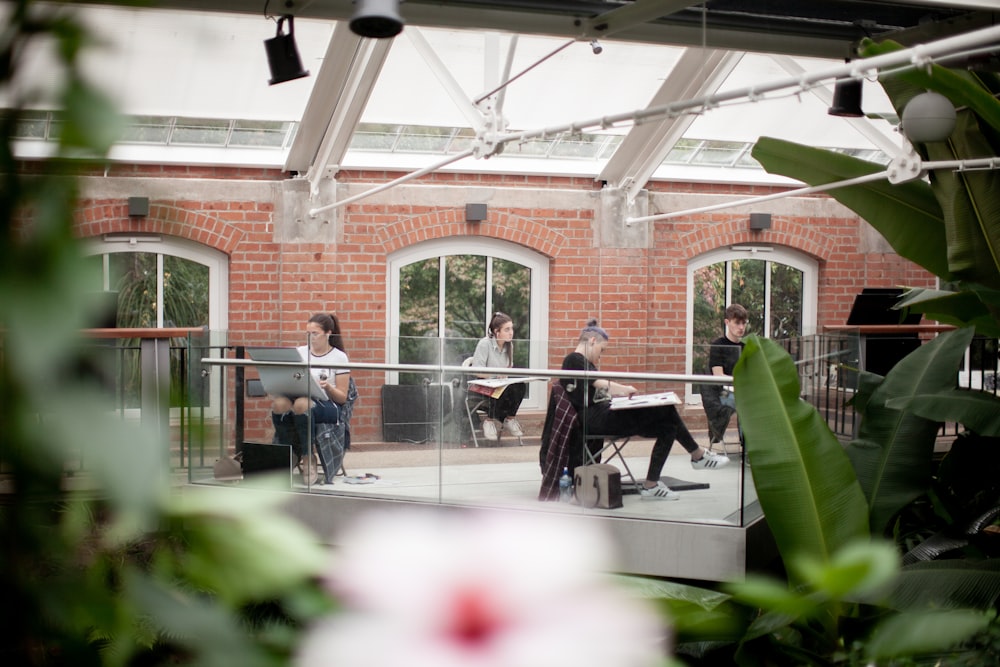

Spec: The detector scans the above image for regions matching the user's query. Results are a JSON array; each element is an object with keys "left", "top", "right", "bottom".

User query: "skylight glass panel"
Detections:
[
  {"left": 169, "top": 118, "right": 229, "bottom": 146},
  {"left": 8, "top": 110, "right": 49, "bottom": 139},
  {"left": 548, "top": 133, "right": 610, "bottom": 159},
  {"left": 693, "top": 141, "right": 747, "bottom": 166},
  {"left": 229, "top": 120, "right": 293, "bottom": 148},
  {"left": 504, "top": 138, "right": 554, "bottom": 157},
  {"left": 395, "top": 125, "right": 456, "bottom": 153},
  {"left": 664, "top": 139, "right": 703, "bottom": 164},
  {"left": 446, "top": 128, "right": 476, "bottom": 154},
  {"left": 120, "top": 116, "right": 171, "bottom": 144},
  {"left": 351, "top": 124, "right": 402, "bottom": 151}
]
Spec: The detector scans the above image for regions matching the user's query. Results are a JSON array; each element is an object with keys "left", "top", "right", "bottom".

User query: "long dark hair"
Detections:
[
  {"left": 487, "top": 311, "right": 513, "bottom": 365},
  {"left": 309, "top": 312, "right": 345, "bottom": 353}
]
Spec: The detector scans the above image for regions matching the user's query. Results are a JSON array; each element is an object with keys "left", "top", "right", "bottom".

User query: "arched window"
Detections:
[
  {"left": 388, "top": 238, "right": 549, "bottom": 410},
  {"left": 686, "top": 246, "right": 817, "bottom": 402},
  {"left": 83, "top": 235, "right": 229, "bottom": 411}
]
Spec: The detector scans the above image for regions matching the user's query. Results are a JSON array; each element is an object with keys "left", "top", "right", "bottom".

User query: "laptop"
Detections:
[{"left": 246, "top": 347, "right": 327, "bottom": 401}]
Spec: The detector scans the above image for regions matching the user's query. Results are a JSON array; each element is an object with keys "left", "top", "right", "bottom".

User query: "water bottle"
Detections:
[{"left": 559, "top": 467, "right": 573, "bottom": 502}]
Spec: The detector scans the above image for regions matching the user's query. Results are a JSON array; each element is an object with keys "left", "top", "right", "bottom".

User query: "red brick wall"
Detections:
[{"left": 71, "top": 166, "right": 938, "bottom": 442}]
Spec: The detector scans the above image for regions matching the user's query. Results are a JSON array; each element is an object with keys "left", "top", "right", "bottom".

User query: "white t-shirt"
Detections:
[{"left": 296, "top": 344, "right": 349, "bottom": 384}]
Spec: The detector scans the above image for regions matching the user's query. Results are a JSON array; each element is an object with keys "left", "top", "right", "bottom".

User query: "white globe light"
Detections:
[{"left": 901, "top": 91, "right": 956, "bottom": 143}]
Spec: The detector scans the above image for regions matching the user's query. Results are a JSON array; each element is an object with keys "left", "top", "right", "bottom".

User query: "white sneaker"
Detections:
[
  {"left": 481, "top": 418, "right": 499, "bottom": 441},
  {"left": 691, "top": 450, "right": 730, "bottom": 470},
  {"left": 639, "top": 481, "right": 680, "bottom": 501},
  {"left": 504, "top": 418, "right": 524, "bottom": 437}
]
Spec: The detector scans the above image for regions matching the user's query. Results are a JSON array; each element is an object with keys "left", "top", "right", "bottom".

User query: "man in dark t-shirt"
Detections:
[{"left": 702, "top": 304, "right": 747, "bottom": 448}]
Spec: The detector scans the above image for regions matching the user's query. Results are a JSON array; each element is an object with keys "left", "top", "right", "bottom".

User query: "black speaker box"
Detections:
[
  {"left": 240, "top": 442, "right": 293, "bottom": 486},
  {"left": 381, "top": 384, "right": 451, "bottom": 443}
]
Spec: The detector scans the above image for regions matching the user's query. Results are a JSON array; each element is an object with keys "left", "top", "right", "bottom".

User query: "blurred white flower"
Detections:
[{"left": 296, "top": 508, "right": 668, "bottom": 667}]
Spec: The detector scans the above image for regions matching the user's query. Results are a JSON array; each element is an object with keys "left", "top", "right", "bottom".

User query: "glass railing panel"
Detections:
[
  {"left": 175, "top": 331, "right": 871, "bottom": 526},
  {"left": 73, "top": 329, "right": 882, "bottom": 528}
]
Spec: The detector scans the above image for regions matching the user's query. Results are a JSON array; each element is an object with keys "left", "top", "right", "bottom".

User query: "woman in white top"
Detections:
[
  {"left": 272, "top": 313, "right": 351, "bottom": 481},
  {"left": 471, "top": 312, "right": 526, "bottom": 440}
]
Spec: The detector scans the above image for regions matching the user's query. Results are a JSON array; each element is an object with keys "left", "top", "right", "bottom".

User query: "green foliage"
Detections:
[
  {"left": 846, "top": 327, "right": 975, "bottom": 534},
  {"left": 0, "top": 3, "right": 333, "bottom": 664},
  {"left": 644, "top": 335, "right": 997, "bottom": 664},
  {"left": 735, "top": 335, "right": 870, "bottom": 572}
]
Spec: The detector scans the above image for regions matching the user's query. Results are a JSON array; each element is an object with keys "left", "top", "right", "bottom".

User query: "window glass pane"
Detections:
[
  {"left": 121, "top": 115, "right": 171, "bottom": 143},
  {"left": 104, "top": 252, "right": 158, "bottom": 408},
  {"left": 112, "top": 252, "right": 159, "bottom": 328},
  {"left": 730, "top": 259, "right": 766, "bottom": 336},
  {"left": 663, "top": 139, "right": 701, "bottom": 164},
  {"left": 503, "top": 139, "right": 552, "bottom": 157},
  {"left": 446, "top": 128, "right": 476, "bottom": 154},
  {"left": 492, "top": 258, "right": 531, "bottom": 369},
  {"left": 693, "top": 141, "right": 747, "bottom": 166},
  {"left": 351, "top": 123, "right": 401, "bottom": 151},
  {"left": 162, "top": 255, "right": 209, "bottom": 327},
  {"left": 596, "top": 135, "right": 623, "bottom": 160},
  {"left": 162, "top": 256, "right": 210, "bottom": 407},
  {"left": 170, "top": 117, "right": 229, "bottom": 145},
  {"left": 443, "top": 255, "right": 487, "bottom": 340},
  {"left": 548, "top": 133, "right": 604, "bottom": 159},
  {"left": 229, "top": 120, "right": 291, "bottom": 148},
  {"left": 442, "top": 255, "right": 486, "bottom": 369},
  {"left": 396, "top": 126, "right": 454, "bottom": 153},
  {"left": 9, "top": 109, "right": 49, "bottom": 139},
  {"left": 692, "top": 263, "right": 727, "bottom": 386},
  {"left": 769, "top": 262, "right": 803, "bottom": 339},
  {"left": 399, "top": 258, "right": 441, "bottom": 384}
]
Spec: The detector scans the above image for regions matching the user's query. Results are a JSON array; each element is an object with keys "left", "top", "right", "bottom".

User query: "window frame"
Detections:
[
  {"left": 685, "top": 245, "right": 817, "bottom": 404},
  {"left": 387, "top": 237, "right": 550, "bottom": 410}
]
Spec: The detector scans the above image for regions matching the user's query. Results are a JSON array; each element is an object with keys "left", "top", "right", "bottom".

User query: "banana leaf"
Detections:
[
  {"left": 895, "top": 287, "right": 1000, "bottom": 337},
  {"left": 733, "top": 335, "right": 869, "bottom": 580},
  {"left": 846, "top": 327, "right": 975, "bottom": 534},
  {"left": 887, "top": 559, "right": 1000, "bottom": 611},
  {"left": 751, "top": 137, "right": 952, "bottom": 280},
  {"left": 886, "top": 388, "right": 1000, "bottom": 436},
  {"left": 859, "top": 39, "right": 1000, "bottom": 289},
  {"left": 864, "top": 609, "right": 991, "bottom": 662}
]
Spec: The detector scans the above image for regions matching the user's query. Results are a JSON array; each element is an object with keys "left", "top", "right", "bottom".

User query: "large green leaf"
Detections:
[
  {"left": 864, "top": 609, "right": 990, "bottom": 662},
  {"left": 887, "top": 560, "right": 1000, "bottom": 611},
  {"left": 846, "top": 327, "right": 975, "bottom": 534},
  {"left": 734, "top": 335, "right": 869, "bottom": 579},
  {"left": 751, "top": 137, "right": 951, "bottom": 279},
  {"left": 887, "top": 389, "right": 1000, "bottom": 436},
  {"left": 895, "top": 287, "right": 1000, "bottom": 337}
]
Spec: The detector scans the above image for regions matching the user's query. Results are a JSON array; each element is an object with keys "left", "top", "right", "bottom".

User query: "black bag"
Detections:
[{"left": 573, "top": 463, "right": 623, "bottom": 509}]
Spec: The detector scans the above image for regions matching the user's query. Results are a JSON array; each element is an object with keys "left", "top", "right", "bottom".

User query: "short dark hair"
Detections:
[{"left": 725, "top": 304, "right": 748, "bottom": 322}]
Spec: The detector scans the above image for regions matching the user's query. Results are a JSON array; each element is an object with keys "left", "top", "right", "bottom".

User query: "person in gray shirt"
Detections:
[{"left": 471, "top": 312, "right": 526, "bottom": 440}]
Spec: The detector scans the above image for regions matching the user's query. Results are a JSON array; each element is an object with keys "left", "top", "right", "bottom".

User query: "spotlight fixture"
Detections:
[
  {"left": 590, "top": 39, "right": 603, "bottom": 55},
  {"left": 264, "top": 15, "right": 309, "bottom": 85},
  {"left": 901, "top": 91, "right": 956, "bottom": 144},
  {"left": 828, "top": 77, "right": 863, "bottom": 117},
  {"left": 350, "top": 0, "right": 404, "bottom": 39}
]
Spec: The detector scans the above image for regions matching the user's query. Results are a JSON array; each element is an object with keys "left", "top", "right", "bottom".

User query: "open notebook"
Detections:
[
  {"left": 609, "top": 391, "right": 680, "bottom": 410},
  {"left": 246, "top": 347, "right": 327, "bottom": 401}
]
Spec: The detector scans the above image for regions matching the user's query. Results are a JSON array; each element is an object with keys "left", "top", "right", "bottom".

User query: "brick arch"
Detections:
[
  {"left": 74, "top": 201, "right": 246, "bottom": 255},
  {"left": 675, "top": 216, "right": 829, "bottom": 263},
  {"left": 376, "top": 208, "right": 566, "bottom": 258}
]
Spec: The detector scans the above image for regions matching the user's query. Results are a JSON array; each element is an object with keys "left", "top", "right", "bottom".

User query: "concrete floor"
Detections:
[{"left": 221, "top": 430, "right": 760, "bottom": 527}]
